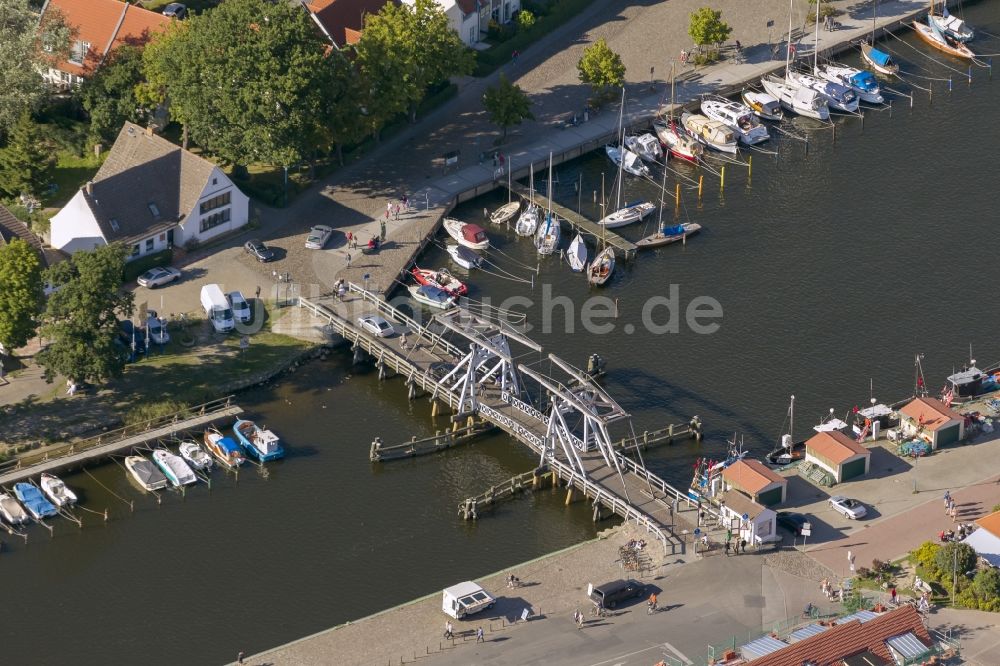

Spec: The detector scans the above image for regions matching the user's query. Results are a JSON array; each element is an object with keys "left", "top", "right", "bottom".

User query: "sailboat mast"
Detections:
[
  {"left": 546, "top": 152, "right": 553, "bottom": 219},
  {"left": 786, "top": 0, "right": 793, "bottom": 75},
  {"left": 670, "top": 63, "right": 676, "bottom": 123},
  {"left": 814, "top": 0, "right": 820, "bottom": 72},
  {"left": 615, "top": 87, "right": 625, "bottom": 210},
  {"left": 657, "top": 162, "right": 667, "bottom": 232},
  {"left": 790, "top": 394, "right": 795, "bottom": 439}
]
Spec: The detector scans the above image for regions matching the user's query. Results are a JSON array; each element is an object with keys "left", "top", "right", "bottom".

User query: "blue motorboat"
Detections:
[
  {"left": 13, "top": 482, "right": 58, "bottom": 520},
  {"left": 233, "top": 419, "right": 284, "bottom": 462}
]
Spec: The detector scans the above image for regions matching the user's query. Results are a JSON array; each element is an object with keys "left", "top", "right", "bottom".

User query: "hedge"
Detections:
[{"left": 123, "top": 248, "right": 174, "bottom": 283}]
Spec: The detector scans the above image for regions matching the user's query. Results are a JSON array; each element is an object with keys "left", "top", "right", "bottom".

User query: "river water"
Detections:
[{"left": 4, "top": 7, "right": 1000, "bottom": 663}]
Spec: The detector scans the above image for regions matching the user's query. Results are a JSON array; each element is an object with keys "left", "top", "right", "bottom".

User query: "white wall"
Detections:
[
  {"left": 50, "top": 189, "right": 106, "bottom": 254},
  {"left": 176, "top": 167, "right": 250, "bottom": 246}
]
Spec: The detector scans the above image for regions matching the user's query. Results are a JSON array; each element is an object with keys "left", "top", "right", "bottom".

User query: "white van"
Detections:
[
  {"left": 442, "top": 581, "right": 495, "bottom": 619},
  {"left": 200, "top": 284, "right": 234, "bottom": 333}
]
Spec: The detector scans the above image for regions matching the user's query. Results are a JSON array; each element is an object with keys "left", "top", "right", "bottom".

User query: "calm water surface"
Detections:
[{"left": 4, "top": 7, "right": 1000, "bottom": 663}]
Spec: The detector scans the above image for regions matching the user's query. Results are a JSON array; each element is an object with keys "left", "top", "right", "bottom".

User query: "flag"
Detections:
[
  {"left": 853, "top": 405, "right": 859, "bottom": 413},
  {"left": 917, "top": 376, "right": 924, "bottom": 387}
]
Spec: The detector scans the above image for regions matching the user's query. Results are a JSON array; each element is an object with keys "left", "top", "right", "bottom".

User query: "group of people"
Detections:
[
  {"left": 624, "top": 538, "right": 647, "bottom": 551},
  {"left": 506, "top": 573, "right": 521, "bottom": 589}
]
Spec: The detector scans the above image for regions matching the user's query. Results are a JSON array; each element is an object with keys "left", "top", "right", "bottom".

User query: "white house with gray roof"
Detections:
[{"left": 50, "top": 122, "right": 249, "bottom": 260}]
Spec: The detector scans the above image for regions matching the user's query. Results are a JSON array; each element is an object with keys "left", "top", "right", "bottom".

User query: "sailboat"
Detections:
[
  {"left": 587, "top": 246, "right": 614, "bottom": 286},
  {"left": 929, "top": 2, "right": 974, "bottom": 42},
  {"left": 654, "top": 64, "right": 704, "bottom": 162},
  {"left": 515, "top": 165, "right": 540, "bottom": 237},
  {"left": 490, "top": 201, "right": 520, "bottom": 225},
  {"left": 914, "top": 11, "right": 975, "bottom": 59},
  {"left": 816, "top": 63, "right": 884, "bottom": 104},
  {"left": 623, "top": 133, "right": 663, "bottom": 163},
  {"left": 605, "top": 145, "right": 650, "bottom": 177},
  {"left": 763, "top": 395, "right": 806, "bottom": 467},
  {"left": 636, "top": 167, "right": 702, "bottom": 249},
  {"left": 534, "top": 153, "right": 561, "bottom": 256},
  {"left": 787, "top": 0, "right": 860, "bottom": 113},
  {"left": 761, "top": 0, "right": 830, "bottom": 120},
  {"left": 567, "top": 234, "right": 587, "bottom": 272},
  {"left": 601, "top": 89, "right": 655, "bottom": 229}
]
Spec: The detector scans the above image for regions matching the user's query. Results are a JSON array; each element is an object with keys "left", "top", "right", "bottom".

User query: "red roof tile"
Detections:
[
  {"left": 976, "top": 510, "right": 1000, "bottom": 539},
  {"left": 307, "top": 0, "right": 392, "bottom": 47},
  {"left": 723, "top": 459, "right": 786, "bottom": 495},
  {"left": 806, "top": 430, "right": 869, "bottom": 465},
  {"left": 899, "top": 397, "right": 963, "bottom": 431}
]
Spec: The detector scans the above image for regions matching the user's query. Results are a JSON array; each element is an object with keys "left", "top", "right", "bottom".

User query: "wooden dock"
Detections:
[
  {"left": 370, "top": 421, "right": 496, "bottom": 461},
  {"left": 0, "top": 397, "right": 243, "bottom": 487},
  {"left": 504, "top": 181, "right": 638, "bottom": 259}
]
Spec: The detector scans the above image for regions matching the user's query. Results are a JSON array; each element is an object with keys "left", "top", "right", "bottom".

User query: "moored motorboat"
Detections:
[
  {"left": 39, "top": 473, "right": 77, "bottom": 507},
  {"left": 587, "top": 247, "right": 615, "bottom": 286},
  {"left": 623, "top": 133, "right": 663, "bottom": 163},
  {"left": 760, "top": 75, "right": 830, "bottom": 120},
  {"left": 741, "top": 90, "right": 784, "bottom": 121},
  {"left": 605, "top": 145, "right": 650, "bottom": 177},
  {"left": 701, "top": 98, "right": 770, "bottom": 145},
  {"left": 411, "top": 267, "right": 468, "bottom": 296},
  {"left": 514, "top": 203, "right": 539, "bottom": 237},
  {"left": 913, "top": 17, "right": 974, "bottom": 59},
  {"left": 599, "top": 201, "right": 656, "bottom": 229},
  {"left": 125, "top": 455, "right": 169, "bottom": 491},
  {"left": 534, "top": 212, "right": 561, "bottom": 256},
  {"left": 681, "top": 112, "right": 738, "bottom": 153},
  {"left": 0, "top": 492, "right": 29, "bottom": 525},
  {"left": 489, "top": 201, "right": 520, "bottom": 225},
  {"left": 860, "top": 43, "right": 899, "bottom": 76},
  {"left": 234, "top": 419, "right": 285, "bottom": 462},
  {"left": 203, "top": 428, "right": 245, "bottom": 469},
  {"left": 446, "top": 244, "right": 483, "bottom": 270},
  {"left": 443, "top": 218, "right": 490, "bottom": 250},
  {"left": 179, "top": 441, "right": 213, "bottom": 470},
  {"left": 408, "top": 284, "right": 457, "bottom": 310},
  {"left": 816, "top": 64, "right": 884, "bottom": 104},
  {"left": 14, "top": 482, "right": 58, "bottom": 519},
  {"left": 787, "top": 71, "right": 859, "bottom": 113},
  {"left": 653, "top": 119, "right": 703, "bottom": 162},
  {"left": 152, "top": 449, "right": 197, "bottom": 486},
  {"left": 635, "top": 222, "right": 702, "bottom": 249},
  {"left": 567, "top": 233, "right": 587, "bottom": 272}
]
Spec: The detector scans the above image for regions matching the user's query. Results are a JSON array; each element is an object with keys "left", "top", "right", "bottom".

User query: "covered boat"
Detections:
[
  {"left": 40, "top": 473, "right": 77, "bottom": 507},
  {"left": 701, "top": 98, "right": 769, "bottom": 145},
  {"left": 913, "top": 18, "right": 974, "bottom": 59},
  {"left": 567, "top": 233, "right": 587, "bottom": 272},
  {"left": 623, "top": 133, "right": 663, "bottom": 163},
  {"left": 816, "top": 65, "right": 884, "bottom": 104},
  {"left": 653, "top": 119, "right": 703, "bottom": 162},
  {"left": 534, "top": 212, "right": 561, "bottom": 256},
  {"left": 179, "top": 441, "right": 213, "bottom": 470},
  {"left": 0, "top": 493, "right": 29, "bottom": 525},
  {"left": 760, "top": 75, "right": 830, "bottom": 120},
  {"left": 514, "top": 203, "right": 540, "bottom": 237},
  {"left": 929, "top": 9, "right": 973, "bottom": 42},
  {"left": 443, "top": 218, "right": 490, "bottom": 250},
  {"left": 446, "top": 244, "right": 483, "bottom": 270},
  {"left": 14, "top": 482, "right": 58, "bottom": 519},
  {"left": 681, "top": 112, "right": 738, "bottom": 153},
  {"left": 411, "top": 267, "right": 468, "bottom": 296},
  {"left": 489, "top": 201, "right": 520, "bottom": 225},
  {"left": 946, "top": 365, "right": 1000, "bottom": 402},
  {"left": 605, "top": 145, "right": 650, "bottom": 177},
  {"left": 587, "top": 247, "right": 615, "bottom": 286},
  {"left": 234, "top": 419, "right": 285, "bottom": 462},
  {"left": 408, "top": 284, "right": 457, "bottom": 310},
  {"left": 125, "top": 455, "right": 169, "bottom": 491},
  {"left": 741, "top": 90, "right": 784, "bottom": 121},
  {"left": 203, "top": 428, "right": 245, "bottom": 469},
  {"left": 152, "top": 449, "right": 197, "bottom": 486},
  {"left": 860, "top": 43, "right": 899, "bottom": 76},
  {"left": 635, "top": 222, "right": 702, "bottom": 249},
  {"left": 599, "top": 201, "right": 656, "bottom": 229}
]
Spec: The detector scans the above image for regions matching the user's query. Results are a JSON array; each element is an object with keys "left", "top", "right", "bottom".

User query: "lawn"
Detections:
[{"left": 45, "top": 151, "right": 104, "bottom": 208}]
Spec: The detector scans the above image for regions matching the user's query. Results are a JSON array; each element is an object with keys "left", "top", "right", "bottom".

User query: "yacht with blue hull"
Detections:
[{"left": 234, "top": 419, "right": 285, "bottom": 462}]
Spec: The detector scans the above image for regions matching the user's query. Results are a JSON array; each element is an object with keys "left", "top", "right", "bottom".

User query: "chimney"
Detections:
[{"left": 85, "top": 181, "right": 93, "bottom": 196}]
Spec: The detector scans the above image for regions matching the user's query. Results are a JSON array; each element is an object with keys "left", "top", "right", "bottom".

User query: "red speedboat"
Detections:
[{"left": 411, "top": 267, "right": 468, "bottom": 297}]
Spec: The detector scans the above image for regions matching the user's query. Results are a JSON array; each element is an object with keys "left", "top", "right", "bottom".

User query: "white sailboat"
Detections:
[
  {"left": 637, "top": 166, "right": 702, "bottom": 249},
  {"left": 587, "top": 246, "right": 615, "bottom": 286},
  {"left": 816, "top": 64, "right": 884, "bottom": 104},
  {"left": 601, "top": 89, "right": 654, "bottom": 229},
  {"left": 655, "top": 64, "right": 704, "bottom": 162},
  {"left": 490, "top": 201, "right": 520, "bottom": 225},
  {"left": 787, "top": 0, "right": 859, "bottom": 113},
  {"left": 624, "top": 133, "right": 662, "bottom": 163},
  {"left": 605, "top": 145, "right": 650, "bottom": 177},
  {"left": 701, "top": 97, "right": 770, "bottom": 145},
  {"left": 761, "top": 0, "right": 830, "bottom": 121},
  {"left": 535, "top": 153, "right": 561, "bottom": 256},
  {"left": 567, "top": 233, "right": 587, "bottom": 272},
  {"left": 515, "top": 166, "right": 539, "bottom": 237}
]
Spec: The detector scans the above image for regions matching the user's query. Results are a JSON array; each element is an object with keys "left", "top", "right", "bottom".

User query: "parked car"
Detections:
[
  {"left": 357, "top": 314, "right": 394, "bottom": 338},
  {"left": 118, "top": 320, "right": 146, "bottom": 357},
  {"left": 244, "top": 239, "right": 275, "bottom": 262},
  {"left": 146, "top": 314, "right": 170, "bottom": 345},
  {"left": 227, "top": 291, "right": 251, "bottom": 323},
  {"left": 588, "top": 579, "right": 645, "bottom": 609},
  {"left": 162, "top": 2, "right": 186, "bottom": 18},
  {"left": 776, "top": 511, "right": 810, "bottom": 536},
  {"left": 137, "top": 266, "right": 181, "bottom": 288},
  {"left": 829, "top": 496, "right": 868, "bottom": 520},
  {"left": 305, "top": 224, "right": 334, "bottom": 250}
]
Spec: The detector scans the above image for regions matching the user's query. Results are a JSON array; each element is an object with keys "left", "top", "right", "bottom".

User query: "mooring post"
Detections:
[
  {"left": 675, "top": 183, "right": 681, "bottom": 210},
  {"left": 565, "top": 487, "right": 575, "bottom": 505},
  {"left": 431, "top": 400, "right": 440, "bottom": 417},
  {"left": 747, "top": 155, "right": 752, "bottom": 184},
  {"left": 720, "top": 165, "right": 725, "bottom": 192},
  {"left": 698, "top": 175, "right": 703, "bottom": 201}
]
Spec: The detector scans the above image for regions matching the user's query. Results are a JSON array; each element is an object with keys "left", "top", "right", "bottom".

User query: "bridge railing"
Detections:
[
  {"left": 615, "top": 452, "right": 722, "bottom": 523},
  {"left": 345, "top": 283, "right": 466, "bottom": 359}
]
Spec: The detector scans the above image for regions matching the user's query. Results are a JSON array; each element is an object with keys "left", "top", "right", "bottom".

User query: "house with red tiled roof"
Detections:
[
  {"left": 962, "top": 509, "right": 1000, "bottom": 567},
  {"left": 39, "top": 0, "right": 170, "bottom": 88},
  {"left": 303, "top": 0, "right": 393, "bottom": 48},
  {"left": 718, "top": 490, "right": 779, "bottom": 547},
  {"left": 401, "top": 0, "right": 520, "bottom": 47},
  {"left": 722, "top": 459, "right": 787, "bottom": 506},
  {"left": 898, "top": 396, "right": 965, "bottom": 449},
  {"left": 804, "top": 430, "right": 870, "bottom": 483}
]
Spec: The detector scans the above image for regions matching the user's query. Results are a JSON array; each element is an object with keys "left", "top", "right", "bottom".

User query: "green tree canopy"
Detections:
[
  {"left": 577, "top": 38, "right": 625, "bottom": 101},
  {"left": 973, "top": 567, "right": 1000, "bottom": 601},
  {"left": 482, "top": 73, "right": 534, "bottom": 141},
  {"left": 0, "top": 0, "right": 71, "bottom": 138},
  {"left": 688, "top": 7, "right": 733, "bottom": 50},
  {"left": 317, "top": 52, "right": 366, "bottom": 165},
  {"left": 0, "top": 238, "right": 44, "bottom": 351},
  {"left": 37, "top": 244, "right": 134, "bottom": 384},
  {"left": 79, "top": 45, "right": 148, "bottom": 146},
  {"left": 141, "top": 0, "right": 333, "bottom": 167},
  {"left": 935, "top": 542, "right": 977, "bottom": 580},
  {"left": 0, "top": 111, "right": 55, "bottom": 198}
]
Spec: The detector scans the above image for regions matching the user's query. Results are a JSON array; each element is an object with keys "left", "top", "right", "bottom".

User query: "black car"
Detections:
[
  {"left": 118, "top": 320, "right": 147, "bottom": 359},
  {"left": 245, "top": 239, "right": 275, "bottom": 262},
  {"left": 162, "top": 2, "right": 186, "bottom": 19},
  {"left": 776, "top": 511, "right": 810, "bottom": 536},
  {"left": 589, "top": 579, "right": 645, "bottom": 608}
]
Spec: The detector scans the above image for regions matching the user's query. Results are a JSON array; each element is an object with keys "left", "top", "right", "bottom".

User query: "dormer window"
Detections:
[
  {"left": 109, "top": 219, "right": 120, "bottom": 232},
  {"left": 68, "top": 41, "right": 90, "bottom": 65},
  {"left": 148, "top": 202, "right": 160, "bottom": 218}
]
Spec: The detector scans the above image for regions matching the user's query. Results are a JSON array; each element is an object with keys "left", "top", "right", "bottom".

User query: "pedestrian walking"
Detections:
[
  {"left": 237, "top": 651, "right": 245, "bottom": 665},
  {"left": 740, "top": 538, "right": 747, "bottom": 554},
  {"left": 698, "top": 508, "right": 705, "bottom": 526},
  {"left": 511, "top": 49, "right": 519, "bottom": 64},
  {"left": 444, "top": 620, "right": 454, "bottom": 639},
  {"left": 950, "top": 505, "right": 958, "bottom": 522},
  {"left": 346, "top": 230, "right": 353, "bottom": 246},
  {"left": 380, "top": 221, "right": 386, "bottom": 241},
  {"left": 345, "top": 251, "right": 352, "bottom": 267},
  {"left": 400, "top": 333, "right": 408, "bottom": 349},
  {"left": 890, "top": 586, "right": 897, "bottom": 605},
  {"left": 476, "top": 627, "right": 485, "bottom": 643},
  {"left": 401, "top": 194, "right": 409, "bottom": 211},
  {"left": 726, "top": 528, "right": 732, "bottom": 542},
  {"left": 337, "top": 282, "right": 347, "bottom": 301},
  {"left": 724, "top": 540, "right": 730, "bottom": 556},
  {"left": 255, "top": 285, "right": 261, "bottom": 299},
  {"left": 392, "top": 204, "right": 400, "bottom": 221}
]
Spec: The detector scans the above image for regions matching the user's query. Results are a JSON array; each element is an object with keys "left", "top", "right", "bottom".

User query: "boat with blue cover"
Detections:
[
  {"left": 635, "top": 222, "right": 701, "bottom": 249},
  {"left": 860, "top": 44, "right": 899, "bottom": 76},
  {"left": 233, "top": 419, "right": 285, "bottom": 462},
  {"left": 13, "top": 482, "right": 58, "bottom": 520},
  {"left": 204, "top": 427, "right": 245, "bottom": 469},
  {"left": 816, "top": 65, "right": 884, "bottom": 104}
]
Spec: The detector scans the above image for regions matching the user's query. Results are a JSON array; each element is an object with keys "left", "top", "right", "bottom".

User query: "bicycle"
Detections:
[
  {"left": 647, "top": 601, "right": 659, "bottom": 615},
  {"left": 591, "top": 603, "right": 609, "bottom": 618}
]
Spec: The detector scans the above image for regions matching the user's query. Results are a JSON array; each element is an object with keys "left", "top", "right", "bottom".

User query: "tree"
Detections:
[
  {"left": 934, "top": 542, "right": 977, "bottom": 582},
  {"left": 36, "top": 244, "right": 134, "bottom": 384},
  {"left": 517, "top": 10, "right": 535, "bottom": 31},
  {"left": 482, "top": 73, "right": 533, "bottom": 141},
  {"left": 141, "top": 0, "right": 332, "bottom": 168},
  {"left": 0, "top": 238, "right": 44, "bottom": 351},
  {"left": 317, "top": 52, "right": 366, "bottom": 166},
  {"left": 0, "top": 0, "right": 71, "bottom": 138},
  {"left": 79, "top": 45, "right": 148, "bottom": 146},
  {"left": 0, "top": 112, "right": 55, "bottom": 198},
  {"left": 973, "top": 567, "right": 1000, "bottom": 601},
  {"left": 688, "top": 7, "right": 732, "bottom": 53},
  {"left": 577, "top": 38, "right": 625, "bottom": 102}
]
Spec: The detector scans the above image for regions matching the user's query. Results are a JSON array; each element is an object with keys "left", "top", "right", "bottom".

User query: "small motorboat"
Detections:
[
  {"left": 741, "top": 90, "right": 784, "bottom": 121},
  {"left": 233, "top": 419, "right": 285, "bottom": 462},
  {"left": 599, "top": 201, "right": 656, "bottom": 229},
  {"left": 815, "top": 64, "right": 884, "bottom": 104},
  {"left": 652, "top": 119, "right": 703, "bottom": 162},
  {"left": 40, "top": 473, "right": 77, "bottom": 507},
  {"left": 635, "top": 222, "right": 702, "bottom": 249},
  {"left": 408, "top": 284, "right": 457, "bottom": 310},
  {"left": 534, "top": 212, "right": 561, "bottom": 256},
  {"left": 929, "top": 8, "right": 974, "bottom": 42},
  {"left": 786, "top": 71, "right": 859, "bottom": 113},
  {"left": 913, "top": 18, "right": 975, "bottom": 59},
  {"left": 701, "top": 98, "right": 769, "bottom": 145},
  {"left": 681, "top": 112, "right": 739, "bottom": 153},
  {"left": 860, "top": 43, "right": 899, "bottom": 76},
  {"left": 760, "top": 75, "right": 830, "bottom": 120},
  {"left": 605, "top": 145, "right": 650, "bottom": 177},
  {"left": 411, "top": 267, "right": 468, "bottom": 296},
  {"left": 587, "top": 247, "right": 615, "bottom": 286},
  {"left": 489, "top": 201, "right": 520, "bottom": 225},
  {"left": 514, "top": 203, "right": 540, "bottom": 237},
  {"left": 203, "top": 428, "right": 245, "bottom": 469},
  {"left": 14, "top": 482, "right": 58, "bottom": 519},
  {"left": 443, "top": 218, "right": 490, "bottom": 250},
  {"left": 152, "top": 449, "right": 198, "bottom": 486},
  {"left": 447, "top": 244, "right": 483, "bottom": 270},
  {"left": 623, "top": 133, "right": 663, "bottom": 163},
  {"left": 0, "top": 492, "right": 29, "bottom": 525},
  {"left": 179, "top": 441, "right": 213, "bottom": 470},
  {"left": 125, "top": 455, "right": 169, "bottom": 491},
  {"left": 567, "top": 233, "right": 587, "bottom": 272}
]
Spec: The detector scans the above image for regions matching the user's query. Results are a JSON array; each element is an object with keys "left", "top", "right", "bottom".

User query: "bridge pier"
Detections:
[
  {"left": 352, "top": 344, "right": 365, "bottom": 365},
  {"left": 377, "top": 360, "right": 388, "bottom": 380},
  {"left": 564, "top": 486, "right": 576, "bottom": 505},
  {"left": 406, "top": 379, "right": 418, "bottom": 400}
]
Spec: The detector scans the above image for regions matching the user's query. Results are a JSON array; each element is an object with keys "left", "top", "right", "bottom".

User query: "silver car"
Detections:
[
  {"left": 305, "top": 225, "right": 334, "bottom": 250},
  {"left": 227, "top": 291, "right": 252, "bottom": 323},
  {"left": 137, "top": 266, "right": 181, "bottom": 288},
  {"left": 829, "top": 496, "right": 868, "bottom": 520},
  {"left": 357, "top": 315, "right": 394, "bottom": 338}
]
